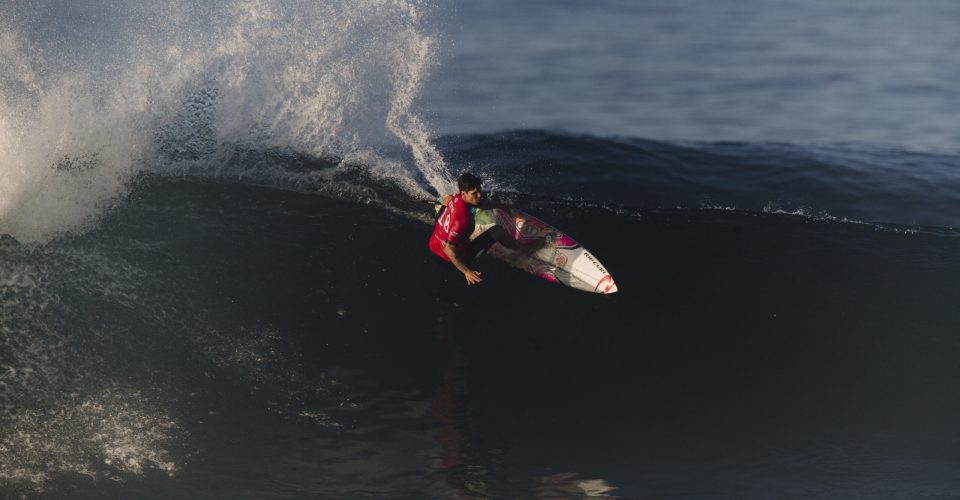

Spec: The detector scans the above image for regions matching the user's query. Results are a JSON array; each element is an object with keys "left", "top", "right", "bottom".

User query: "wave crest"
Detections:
[{"left": 0, "top": 0, "right": 451, "bottom": 243}]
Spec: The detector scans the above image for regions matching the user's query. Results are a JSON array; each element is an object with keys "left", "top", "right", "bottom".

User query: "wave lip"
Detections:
[
  {"left": 0, "top": 0, "right": 451, "bottom": 243},
  {"left": 437, "top": 130, "right": 960, "bottom": 230}
]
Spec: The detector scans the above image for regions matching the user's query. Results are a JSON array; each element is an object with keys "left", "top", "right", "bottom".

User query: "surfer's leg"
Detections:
[
  {"left": 516, "top": 236, "right": 546, "bottom": 255},
  {"left": 462, "top": 229, "right": 499, "bottom": 265},
  {"left": 483, "top": 226, "right": 546, "bottom": 255}
]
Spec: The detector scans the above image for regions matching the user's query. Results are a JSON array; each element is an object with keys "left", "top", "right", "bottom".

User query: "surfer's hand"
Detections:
[{"left": 464, "top": 269, "right": 483, "bottom": 285}]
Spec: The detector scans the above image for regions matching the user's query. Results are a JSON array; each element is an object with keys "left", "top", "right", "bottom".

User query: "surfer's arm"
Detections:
[
  {"left": 479, "top": 198, "right": 511, "bottom": 210},
  {"left": 443, "top": 244, "right": 482, "bottom": 285}
]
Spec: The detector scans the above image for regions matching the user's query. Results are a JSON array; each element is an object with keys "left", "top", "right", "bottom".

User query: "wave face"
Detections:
[{"left": 3, "top": 136, "right": 960, "bottom": 498}]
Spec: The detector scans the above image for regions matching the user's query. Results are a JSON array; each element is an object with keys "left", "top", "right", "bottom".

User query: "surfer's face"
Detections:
[{"left": 462, "top": 187, "right": 482, "bottom": 206}]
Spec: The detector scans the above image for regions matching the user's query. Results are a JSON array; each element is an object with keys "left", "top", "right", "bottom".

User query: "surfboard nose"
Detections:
[{"left": 594, "top": 274, "right": 618, "bottom": 294}]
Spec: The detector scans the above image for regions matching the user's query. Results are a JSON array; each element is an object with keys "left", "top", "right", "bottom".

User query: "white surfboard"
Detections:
[{"left": 472, "top": 208, "right": 618, "bottom": 294}]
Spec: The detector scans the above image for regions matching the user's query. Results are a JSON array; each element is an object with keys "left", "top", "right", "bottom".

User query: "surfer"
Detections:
[{"left": 430, "top": 172, "right": 545, "bottom": 285}]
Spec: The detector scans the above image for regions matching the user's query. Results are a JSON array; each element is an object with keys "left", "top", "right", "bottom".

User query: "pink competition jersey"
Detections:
[{"left": 429, "top": 194, "right": 475, "bottom": 261}]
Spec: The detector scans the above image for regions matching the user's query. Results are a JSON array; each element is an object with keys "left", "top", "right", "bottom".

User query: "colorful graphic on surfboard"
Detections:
[{"left": 469, "top": 207, "right": 618, "bottom": 294}]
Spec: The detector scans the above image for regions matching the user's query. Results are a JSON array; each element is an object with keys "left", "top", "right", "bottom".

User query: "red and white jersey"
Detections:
[{"left": 428, "top": 194, "right": 475, "bottom": 261}]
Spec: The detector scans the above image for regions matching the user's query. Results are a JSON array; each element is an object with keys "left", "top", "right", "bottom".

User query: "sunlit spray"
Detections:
[{"left": 0, "top": 0, "right": 454, "bottom": 243}]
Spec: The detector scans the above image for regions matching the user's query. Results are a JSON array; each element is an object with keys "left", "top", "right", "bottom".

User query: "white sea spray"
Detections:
[{"left": 0, "top": 0, "right": 452, "bottom": 243}]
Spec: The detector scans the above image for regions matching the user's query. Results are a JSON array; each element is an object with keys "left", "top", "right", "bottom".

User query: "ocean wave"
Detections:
[{"left": 435, "top": 130, "right": 960, "bottom": 229}]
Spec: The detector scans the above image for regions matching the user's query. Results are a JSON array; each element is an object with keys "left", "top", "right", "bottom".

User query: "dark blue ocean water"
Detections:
[{"left": 3, "top": 1, "right": 960, "bottom": 499}]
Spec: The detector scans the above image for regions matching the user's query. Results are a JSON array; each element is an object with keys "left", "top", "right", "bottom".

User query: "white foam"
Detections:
[
  {"left": 0, "top": 0, "right": 453, "bottom": 243},
  {"left": 760, "top": 202, "right": 927, "bottom": 235},
  {"left": 201, "top": 325, "right": 349, "bottom": 427},
  {"left": 0, "top": 246, "right": 183, "bottom": 492},
  {"left": 0, "top": 261, "right": 67, "bottom": 412},
  {"left": 0, "top": 388, "right": 181, "bottom": 490}
]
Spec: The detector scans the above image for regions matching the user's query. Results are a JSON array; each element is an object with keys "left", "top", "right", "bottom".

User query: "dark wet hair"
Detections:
[{"left": 458, "top": 172, "right": 482, "bottom": 193}]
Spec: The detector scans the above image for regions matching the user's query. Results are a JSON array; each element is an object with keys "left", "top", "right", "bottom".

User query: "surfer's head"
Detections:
[{"left": 458, "top": 172, "right": 483, "bottom": 206}]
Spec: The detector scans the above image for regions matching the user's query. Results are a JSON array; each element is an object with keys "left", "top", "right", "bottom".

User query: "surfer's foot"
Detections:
[{"left": 518, "top": 237, "right": 546, "bottom": 255}]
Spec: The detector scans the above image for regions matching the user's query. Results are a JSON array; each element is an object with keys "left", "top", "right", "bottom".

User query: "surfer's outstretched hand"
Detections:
[{"left": 464, "top": 269, "right": 483, "bottom": 285}]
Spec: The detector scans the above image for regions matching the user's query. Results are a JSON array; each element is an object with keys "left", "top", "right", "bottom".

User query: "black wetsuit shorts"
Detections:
[{"left": 462, "top": 228, "right": 498, "bottom": 265}]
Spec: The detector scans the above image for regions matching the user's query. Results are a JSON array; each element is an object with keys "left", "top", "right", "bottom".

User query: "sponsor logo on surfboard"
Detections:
[{"left": 583, "top": 251, "right": 608, "bottom": 275}]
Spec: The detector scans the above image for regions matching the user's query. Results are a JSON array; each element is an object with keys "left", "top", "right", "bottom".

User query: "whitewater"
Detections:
[{"left": 0, "top": 0, "right": 453, "bottom": 244}]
